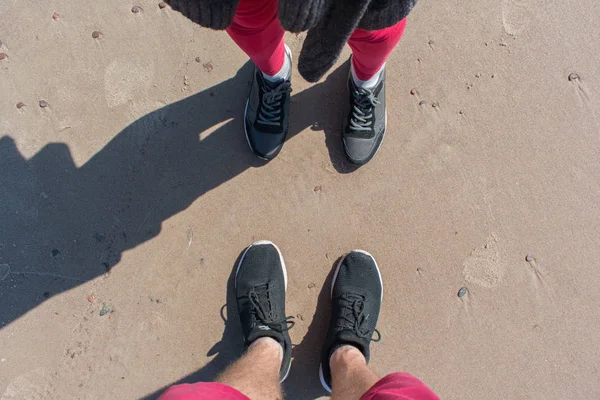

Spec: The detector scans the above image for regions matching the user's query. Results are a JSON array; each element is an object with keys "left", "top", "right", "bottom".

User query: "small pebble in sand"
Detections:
[
  {"left": 457, "top": 287, "right": 467, "bottom": 297},
  {"left": 418, "top": 100, "right": 426, "bottom": 106},
  {"left": 313, "top": 185, "right": 322, "bottom": 192},
  {"left": 568, "top": 73, "right": 579, "bottom": 82},
  {"left": 432, "top": 102, "right": 439, "bottom": 108},
  {"left": 308, "top": 283, "right": 315, "bottom": 289},
  {"left": 132, "top": 6, "right": 143, "bottom": 13},
  {"left": 410, "top": 88, "right": 417, "bottom": 95},
  {"left": 52, "top": 12, "right": 60, "bottom": 20},
  {"left": 195, "top": 57, "right": 201, "bottom": 63},
  {"left": 100, "top": 305, "right": 111, "bottom": 316},
  {"left": 459, "top": 110, "right": 464, "bottom": 114},
  {"left": 475, "top": 73, "right": 481, "bottom": 78},
  {"left": 92, "top": 31, "right": 101, "bottom": 39},
  {"left": 16, "top": 102, "right": 25, "bottom": 109},
  {"left": 0, "top": 53, "right": 6, "bottom": 61},
  {"left": 203, "top": 62, "right": 214, "bottom": 73},
  {"left": 51, "top": 248, "right": 60, "bottom": 256},
  {"left": 525, "top": 253, "right": 534, "bottom": 262},
  {"left": 159, "top": 1, "right": 167, "bottom": 9},
  {"left": 416, "top": 267, "right": 423, "bottom": 275},
  {"left": 39, "top": 100, "right": 49, "bottom": 108},
  {"left": 87, "top": 295, "right": 95, "bottom": 303}
]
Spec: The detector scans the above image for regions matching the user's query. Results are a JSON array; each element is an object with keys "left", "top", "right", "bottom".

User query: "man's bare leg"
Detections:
[
  {"left": 330, "top": 345, "right": 380, "bottom": 400},
  {"left": 217, "top": 337, "right": 283, "bottom": 399},
  {"left": 216, "top": 241, "right": 294, "bottom": 399},
  {"left": 319, "top": 251, "right": 383, "bottom": 395}
]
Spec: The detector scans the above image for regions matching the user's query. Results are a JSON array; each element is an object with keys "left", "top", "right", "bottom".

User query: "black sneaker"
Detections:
[
  {"left": 244, "top": 45, "right": 293, "bottom": 160},
  {"left": 342, "top": 62, "right": 387, "bottom": 165},
  {"left": 319, "top": 250, "right": 383, "bottom": 392},
  {"left": 235, "top": 240, "right": 295, "bottom": 382}
]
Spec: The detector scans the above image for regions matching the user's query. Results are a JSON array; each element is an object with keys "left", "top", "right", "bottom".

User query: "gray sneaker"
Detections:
[
  {"left": 244, "top": 45, "right": 292, "bottom": 160},
  {"left": 342, "top": 62, "right": 387, "bottom": 165}
]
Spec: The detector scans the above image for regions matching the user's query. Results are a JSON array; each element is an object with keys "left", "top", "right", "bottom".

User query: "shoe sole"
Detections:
[
  {"left": 319, "top": 249, "right": 383, "bottom": 393},
  {"left": 235, "top": 240, "right": 290, "bottom": 382},
  {"left": 244, "top": 45, "right": 293, "bottom": 161}
]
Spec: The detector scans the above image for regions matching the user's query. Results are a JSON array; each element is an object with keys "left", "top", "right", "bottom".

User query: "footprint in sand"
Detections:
[
  {"left": 501, "top": 0, "right": 534, "bottom": 36},
  {"left": 1, "top": 369, "right": 55, "bottom": 400},
  {"left": 462, "top": 234, "right": 504, "bottom": 288},
  {"left": 569, "top": 73, "right": 592, "bottom": 104}
]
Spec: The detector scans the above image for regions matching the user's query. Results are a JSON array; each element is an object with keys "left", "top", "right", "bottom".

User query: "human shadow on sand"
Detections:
[{"left": 0, "top": 60, "right": 354, "bottom": 330}]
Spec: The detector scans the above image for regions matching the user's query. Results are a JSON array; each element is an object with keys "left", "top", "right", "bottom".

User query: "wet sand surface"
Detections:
[{"left": 1, "top": 0, "right": 599, "bottom": 398}]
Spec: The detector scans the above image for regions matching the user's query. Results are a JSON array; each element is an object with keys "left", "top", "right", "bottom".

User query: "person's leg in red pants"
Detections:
[
  {"left": 226, "top": 0, "right": 285, "bottom": 76},
  {"left": 226, "top": 0, "right": 293, "bottom": 160},
  {"left": 348, "top": 18, "right": 407, "bottom": 81},
  {"left": 340, "top": 19, "right": 407, "bottom": 165}
]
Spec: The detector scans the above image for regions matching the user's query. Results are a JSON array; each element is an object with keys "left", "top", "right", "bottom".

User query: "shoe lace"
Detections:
[
  {"left": 248, "top": 284, "right": 295, "bottom": 332},
  {"left": 338, "top": 293, "right": 381, "bottom": 342},
  {"left": 257, "top": 80, "right": 292, "bottom": 127},
  {"left": 349, "top": 88, "right": 380, "bottom": 132}
]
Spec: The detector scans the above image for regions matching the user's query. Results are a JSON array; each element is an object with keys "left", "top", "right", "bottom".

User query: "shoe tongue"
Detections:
[
  {"left": 263, "top": 76, "right": 285, "bottom": 89},
  {"left": 247, "top": 325, "right": 285, "bottom": 346}
]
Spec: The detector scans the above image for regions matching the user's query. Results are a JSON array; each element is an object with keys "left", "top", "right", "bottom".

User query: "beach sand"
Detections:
[{"left": 1, "top": 0, "right": 599, "bottom": 398}]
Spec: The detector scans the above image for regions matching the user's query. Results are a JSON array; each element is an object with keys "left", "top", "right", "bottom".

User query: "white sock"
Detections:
[
  {"left": 263, "top": 45, "right": 291, "bottom": 82},
  {"left": 351, "top": 62, "right": 385, "bottom": 90}
]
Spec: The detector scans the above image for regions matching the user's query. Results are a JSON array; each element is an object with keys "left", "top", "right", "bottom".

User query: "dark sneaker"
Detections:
[
  {"left": 235, "top": 240, "right": 295, "bottom": 382},
  {"left": 319, "top": 250, "right": 383, "bottom": 392},
  {"left": 342, "top": 63, "right": 387, "bottom": 165},
  {"left": 244, "top": 45, "right": 293, "bottom": 160}
]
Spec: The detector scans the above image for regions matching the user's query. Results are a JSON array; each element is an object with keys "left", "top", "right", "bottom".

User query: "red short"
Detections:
[{"left": 159, "top": 372, "right": 439, "bottom": 400}]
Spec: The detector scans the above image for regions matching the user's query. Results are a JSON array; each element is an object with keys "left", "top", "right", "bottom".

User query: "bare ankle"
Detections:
[
  {"left": 330, "top": 345, "right": 366, "bottom": 368},
  {"left": 250, "top": 337, "right": 284, "bottom": 362}
]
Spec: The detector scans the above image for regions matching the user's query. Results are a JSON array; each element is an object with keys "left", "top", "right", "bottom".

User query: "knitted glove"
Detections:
[
  {"left": 277, "top": 0, "right": 332, "bottom": 33},
  {"left": 165, "top": 0, "right": 240, "bottom": 30}
]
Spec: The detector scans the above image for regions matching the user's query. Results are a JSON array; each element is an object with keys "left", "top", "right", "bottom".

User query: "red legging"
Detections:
[{"left": 226, "top": 0, "right": 406, "bottom": 80}]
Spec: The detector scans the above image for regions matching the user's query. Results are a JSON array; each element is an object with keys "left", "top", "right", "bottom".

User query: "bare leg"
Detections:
[
  {"left": 216, "top": 337, "right": 283, "bottom": 399},
  {"left": 330, "top": 345, "right": 380, "bottom": 400}
]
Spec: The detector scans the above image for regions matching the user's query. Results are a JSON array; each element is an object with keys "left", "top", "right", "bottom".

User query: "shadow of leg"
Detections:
[
  {"left": 140, "top": 251, "right": 246, "bottom": 400},
  {"left": 282, "top": 258, "right": 341, "bottom": 399}
]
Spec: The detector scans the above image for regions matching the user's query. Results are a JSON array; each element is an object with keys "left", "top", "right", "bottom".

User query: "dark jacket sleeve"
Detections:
[
  {"left": 357, "top": 0, "right": 418, "bottom": 30},
  {"left": 277, "top": 0, "right": 332, "bottom": 33},
  {"left": 164, "top": 0, "right": 240, "bottom": 30}
]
